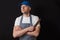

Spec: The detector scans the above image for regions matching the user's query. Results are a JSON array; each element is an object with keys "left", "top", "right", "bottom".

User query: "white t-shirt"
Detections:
[{"left": 14, "top": 14, "right": 40, "bottom": 27}]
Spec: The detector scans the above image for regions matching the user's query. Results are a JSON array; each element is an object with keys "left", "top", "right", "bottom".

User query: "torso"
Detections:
[{"left": 14, "top": 14, "right": 39, "bottom": 26}]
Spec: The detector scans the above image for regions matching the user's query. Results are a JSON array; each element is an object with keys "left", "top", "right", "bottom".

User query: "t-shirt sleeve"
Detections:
[
  {"left": 14, "top": 17, "right": 20, "bottom": 26},
  {"left": 33, "top": 16, "right": 40, "bottom": 27},
  {"left": 36, "top": 16, "right": 41, "bottom": 27}
]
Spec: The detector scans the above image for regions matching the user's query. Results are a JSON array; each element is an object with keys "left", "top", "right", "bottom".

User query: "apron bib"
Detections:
[{"left": 19, "top": 15, "right": 36, "bottom": 40}]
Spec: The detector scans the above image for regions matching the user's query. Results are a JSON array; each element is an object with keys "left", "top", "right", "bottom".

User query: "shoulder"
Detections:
[
  {"left": 15, "top": 15, "right": 22, "bottom": 20},
  {"left": 31, "top": 14, "right": 40, "bottom": 25},
  {"left": 31, "top": 14, "right": 39, "bottom": 19}
]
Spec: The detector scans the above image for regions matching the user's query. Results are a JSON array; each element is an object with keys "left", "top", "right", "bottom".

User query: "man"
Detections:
[{"left": 13, "top": 1, "right": 41, "bottom": 40}]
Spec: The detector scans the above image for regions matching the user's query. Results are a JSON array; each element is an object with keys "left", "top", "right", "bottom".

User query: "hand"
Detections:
[{"left": 27, "top": 26, "right": 35, "bottom": 32}]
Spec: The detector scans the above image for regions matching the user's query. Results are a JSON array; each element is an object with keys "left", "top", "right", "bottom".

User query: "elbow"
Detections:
[
  {"left": 34, "top": 33, "right": 39, "bottom": 37},
  {"left": 13, "top": 33, "right": 17, "bottom": 38},
  {"left": 13, "top": 35, "right": 16, "bottom": 38}
]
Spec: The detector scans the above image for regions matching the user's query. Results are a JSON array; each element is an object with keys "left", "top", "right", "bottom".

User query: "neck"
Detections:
[{"left": 23, "top": 13, "right": 30, "bottom": 17}]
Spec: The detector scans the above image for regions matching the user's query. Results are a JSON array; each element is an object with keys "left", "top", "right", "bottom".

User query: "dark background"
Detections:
[{"left": 0, "top": 0, "right": 60, "bottom": 40}]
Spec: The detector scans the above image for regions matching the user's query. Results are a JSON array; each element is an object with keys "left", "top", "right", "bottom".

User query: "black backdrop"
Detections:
[{"left": 0, "top": 0, "right": 60, "bottom": 40}]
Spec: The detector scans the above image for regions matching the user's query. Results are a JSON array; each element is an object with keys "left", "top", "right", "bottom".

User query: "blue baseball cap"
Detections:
[
  {"left": 17, "top": 1, "right": 31, "bottom": 10},
  {"left": 21, "top": 1, "right": 31, "bottom": 7}
]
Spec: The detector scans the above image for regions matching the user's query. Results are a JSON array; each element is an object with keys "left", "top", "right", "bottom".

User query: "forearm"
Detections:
[
  {"left": 27, "top": 26, "right": 40, "bottom": 37},
  {"left": 13, "top": 28, "right": 28, "bottom": 38},
  {"left": 27, "top": 31, "right": 39, "bottom": 37}
]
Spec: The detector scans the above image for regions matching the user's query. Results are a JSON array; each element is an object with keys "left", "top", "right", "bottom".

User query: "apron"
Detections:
[{"left": 19, "top": 15, "right": 36, "bottom": 40}]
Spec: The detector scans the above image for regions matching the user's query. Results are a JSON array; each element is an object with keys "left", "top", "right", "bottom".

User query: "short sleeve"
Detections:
[
  {"left": 36, "top": 16, "right": 41, "bottom": 27},
  {"left": 32, "top": 15, "right": 40, "bottom": 27},
  {"left": 14, "top": 17, "right": 21, "bottom": 26}
]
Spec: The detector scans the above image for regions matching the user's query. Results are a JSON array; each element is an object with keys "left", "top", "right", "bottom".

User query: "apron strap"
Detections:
[
  {"left": 20, "top": 15, "right": 23, "bottom": 25},
  {"left": 30, "top": 15, "right": 33, "bottom": 26}
]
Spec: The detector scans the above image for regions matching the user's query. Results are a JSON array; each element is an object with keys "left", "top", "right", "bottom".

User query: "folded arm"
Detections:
[
  {"left": 13, "top": 25, "right": 28, "bottom": 38},
  {"left": 13, "top": 25, "right": 35, "bottom": 38},
  {"left": 27, "top": 23, "right": 41, "bottom": 37}
]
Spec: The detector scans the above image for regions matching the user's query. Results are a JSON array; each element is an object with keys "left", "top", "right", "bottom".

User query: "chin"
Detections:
[{"left": 22, "top": 12, "right": 27, "bottom": 14}]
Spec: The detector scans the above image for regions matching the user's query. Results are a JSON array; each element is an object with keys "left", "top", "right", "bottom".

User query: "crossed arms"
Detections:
[{"left": 13, "top": 19, "right": 41, "bottom": 38}]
